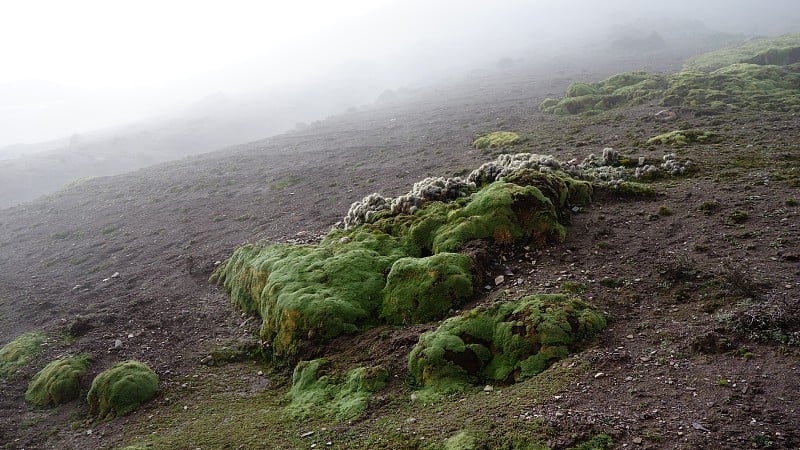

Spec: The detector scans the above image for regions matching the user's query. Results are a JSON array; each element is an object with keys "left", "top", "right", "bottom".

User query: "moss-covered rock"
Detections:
[
  {"left": 685, "top": 33, "right": 800, "bottom": 71},
  {"left": 0, "top": 332, "right": 46, "bottom": 378},
  {"left": 381, "top": 253, "right": 473, "bottom": 325},
  {"left": 472, "top": 131, "right": 521, "bottom": 150},
  {"left": 25, "top": 354, "right": 91, "bottom": 408},
  {"left": 541, "top": 35, "right": 800, "bottom": 116},
  {"left": 87, "top": 360, "right": 158, "bottom": 420},
  {"left": 646, "top": 130, "right": 715, "bottom": 147},
  {"left": 285, "top": 359, "right": 388, "bottom": 420},
  {"left": 408, "top": 294, "right": 606, "bottom": 394},
  {"left": 212, "top": 176, "right": 574, "bottom": 358}
]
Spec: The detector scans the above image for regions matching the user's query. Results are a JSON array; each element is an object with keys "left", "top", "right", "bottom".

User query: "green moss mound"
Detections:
[
  {"left": 541, "top": 34, "right": 800, "bottom": 116},
  {"left": 212, "top": 174, "right": 581, "bottom": 358},
  {"left": 381, "top": 253, "right": 473, "bottom": 325},
  {"left": 408, "top": 294, "right": 606, "bottom": 394},
  {"left": 87, "top": 360, "right": 158, "bottom": 420},
  {"left": 25, "top": 354, "right": 91, "bottom": 408},
  {"left": 685, "top": 33, "right": 800, "bottom": 71},
  {"left": 646, "top": 130, "right": 715, "bottom": 147},
  {"left": 472, "top": 131, "right": 521, "bottom": 150},
  {"left": 285, "top": 359, "right": 388, "bottom": 420},
  {"left": 0, "top": 332, "right": 46, "bottom": 378}
]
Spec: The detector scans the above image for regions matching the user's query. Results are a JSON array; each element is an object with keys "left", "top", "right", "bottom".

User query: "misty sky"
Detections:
[{"left": 1, "top": 0, "right": 798, "bottom": 150}]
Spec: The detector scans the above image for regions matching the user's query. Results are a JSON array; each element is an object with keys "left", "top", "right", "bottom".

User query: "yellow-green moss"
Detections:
[
  {"left": 87, "top": 360, "right": 158, "bottom": 420},
  {"left": 285, "top": 359, "right": 388, "bottom": 420},
  {"left": 472, "top": 131, "right": 521, "bottom": 150},
  {"left": 646, "top": 130, "right": 715, "bottom": 147},
  {"left": 25, "top": 354, "right": 91, "bottom": 408},
  {"left": 685, "top": 33, "right": 800, "bottom": 71},
  {"left": 0, "top": 332, "right": 46, "bottom": 378},
  {"left": 408, "top": 294, "right": 606, "bottom": 395}
]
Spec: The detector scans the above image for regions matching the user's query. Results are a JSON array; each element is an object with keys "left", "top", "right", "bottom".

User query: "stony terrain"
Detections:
[{"left": 0, "top": 42, "right": 798, "bottom": 449}]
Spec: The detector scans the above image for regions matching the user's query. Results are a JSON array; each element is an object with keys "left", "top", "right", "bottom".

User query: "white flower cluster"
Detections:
[
  {"left": 660, "top": 153, "right": 694, "bottom": 175},
  {"left": 467, "top": 153, "right": 562, "bottom": 185}
]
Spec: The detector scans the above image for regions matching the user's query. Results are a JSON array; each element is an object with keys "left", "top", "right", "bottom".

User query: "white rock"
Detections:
[{"left": 494, "top": 275, "right": 505, "bottom": 286}]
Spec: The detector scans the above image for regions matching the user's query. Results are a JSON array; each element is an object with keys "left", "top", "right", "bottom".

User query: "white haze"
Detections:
[{"left": 1, "top": 0, "right": 799, "bottom": 152}]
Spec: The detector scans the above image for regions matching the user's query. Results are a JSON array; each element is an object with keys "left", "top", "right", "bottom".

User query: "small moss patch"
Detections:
[
  {"left": 647, "top": 130, "right": 715, "bottom": 147},
  {"left": 25, "top": 354, "right": 91, "bottom": 408},
  {"left": 472, "top": 131, "right": 521, "bottom": 150},
  {"left": 285, "top": 359, "right": 388, "bottom": 420},
  {"left": 408, "top": 294, "right": 606, "bottom": 396},
  {"left": 87, "top": 360, "right": 158, "bottom": 420},
  {"left": 0, "top": 332, "right": 46, "bottom": 378}
]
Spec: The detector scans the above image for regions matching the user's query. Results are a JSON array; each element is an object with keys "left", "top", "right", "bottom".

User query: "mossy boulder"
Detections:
[
  {"left": 472, "top": 131, "right": 521, "bottom": 150},
  {"left": 212, "top": 175, "right": 577, "bottom": 358},
  {"left": 87, "top": 360, "right": 158, "bottom": 420},
  {"left": 685, "top": 33, "right": 800, "bottom": 71},
  {"left": 408, "top": 294, "right": 606, "bottom": 394},
  {"left": 25, "top": 354, "right": 91, "bottom": 408},
  {"left": 0, "top": 332, "right": 46, "bottom": 378},
  {"left": 646, "top": 130, "right": 715, "bottom": 147},
  {"left": 381, "top": 253, "right": 473, "bottom": 325},
  {"left": 285, "top": 359, "right": 388, "bottom": 420}
]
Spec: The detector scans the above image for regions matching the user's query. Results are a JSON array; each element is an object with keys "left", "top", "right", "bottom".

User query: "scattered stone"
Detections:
[
  {"left": 338, "top": 236, "right": 352, "bottom": 244},
  {"left": 654, "top": 109, "right": 677, "bottom": 121},
  {"left": 301, "top": 431, "right": 315, "bottom": 438},
  {"left": 111, "top": 272, "right": 120, "bottom": 279},
  {"left": 626, "top": 334, "right": 634, "bottom": 339},
  {"left": 111, "top": 339, "right": 123, "bottom": 350},
  {"left": 200, "top": 355, "right": 213, "bottom": 365},
  {"left": 484, "top": 385, "right": 494, "bottom": 392},
  {"left": 594, "top": 372, "right": 605, "bottom": 379},
  {"left": 494, "top": 275, "right": 505, "bottom": 286},
  {"left": 632, "top": 436, "right": 643, "bottom": 444},
  {"left": 692, "top": 422, "right": 710, "bottom": 432}
]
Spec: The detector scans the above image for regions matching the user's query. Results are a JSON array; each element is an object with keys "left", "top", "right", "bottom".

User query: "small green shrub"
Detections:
[
  {"left": 408, "top": 294, "right": 606, "bottom": 395},
  {"left": 25, "top": 354, "right": 91, "bottom": 408},
  {"left": 729, "top": 210, "right": 748, "bottom": 224},
  {"left": 0, "top": 332, "right": 46, "bottom": 378},
  {"left": 472, "top": 131, "right": 521, "bottom": 150},
  {"left": 87, "top": 360, "right": 158, "bottom": 420}
]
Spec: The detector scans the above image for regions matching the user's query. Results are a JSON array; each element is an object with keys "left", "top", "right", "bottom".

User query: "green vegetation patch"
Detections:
[
  {"left": 285, "top": 358, "right": 388, "bottom": 420},
  {"left": 541, "top": 35, "right": 800, "bottom": 116},
  {"left": 0, "top": 332, "right": 46, "bottom": 378},
  {"left": 472, "top": 131, "right": 521, "bottom": 150},
  {"left": 685, "top": 33, "right": 800, "bottom": 71},
  {"left": 646, "top": 130, "right": 715, "bottom": 147},
  {"left": 408, "top": 294, "right": 606, "bottom": 395},
  {"left": 25, "top": 354, "right": 91, "bottom": 408},
  {"left": 87, "top": 360, "right": 159, "bottom": 420},
  {"left": 212, "top": 175, "right": 579, "bottom": 357}
]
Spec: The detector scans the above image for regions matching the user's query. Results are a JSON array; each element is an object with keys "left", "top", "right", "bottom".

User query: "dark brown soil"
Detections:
[{"left": 1, "top": 48, "right": 799, "bottom": 449}]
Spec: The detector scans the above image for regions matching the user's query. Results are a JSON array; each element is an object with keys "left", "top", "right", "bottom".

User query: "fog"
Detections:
[{"left": 0, "top": 0, "right": 798, "bottom": 204}]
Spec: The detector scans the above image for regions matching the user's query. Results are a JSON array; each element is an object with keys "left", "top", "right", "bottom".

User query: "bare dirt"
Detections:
[{"left": 1, "top": 48, "right": 798, "bottom": 449}]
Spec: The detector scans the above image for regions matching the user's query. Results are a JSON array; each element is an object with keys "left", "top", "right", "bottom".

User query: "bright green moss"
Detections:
[
  {"left": 25, "top": 354, "right": 91, "bottom": 408},
  {"left": 646, "top": 130, "right": 715, "bottom": 147},
  {"left": 444, "top": 431, "right": 479, "bottom": 450},
  {"left": 213, "top": 176, "right": 574, "bottom": 358},
  {"left": 87, "top": 360, "right": 158, "bottom": 420},
  {"left": 408, "top": 294, "right": 606, "bottom": 394},
  {"left": 381, "top": 253, "right": 472, "bottom": 325},
  {"left": 472, "top": 131, "right": 521, "bottom": 150},
  {"left": 285, "top": 359, "right": 388, "bottom": 420},
  {"left": 0, "top": 332, "right": 46, "bottom": 378}
]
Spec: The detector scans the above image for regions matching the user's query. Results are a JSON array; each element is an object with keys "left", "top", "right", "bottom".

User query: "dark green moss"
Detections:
[
  {"left": 25, "top": 354, "right": 91, "bottom": 408},
  {"left": 472, "top": 131, "right": 521, "bottom": 150},
  {"left": 87, "top": 360, "right": 158, "bottom": 420},
  {"left": 408, "top": 294, "right": 606, "bottom": 394}
]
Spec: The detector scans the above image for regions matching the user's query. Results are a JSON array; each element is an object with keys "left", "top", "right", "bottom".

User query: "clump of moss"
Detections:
[
  {"left": 0, "top": 332, "right": 46, "bottom": 378},
  {"left": 567, "top": 433, "right": 614, "bottom": 450},
  {"left": 212, "top": 176, "right": 572, "bottom": 358},
  {"left": 381, "top": 253, "right": 473, "bottom": 325},
  {"left": 87, "top": 360, "right": 158, "bottom": 420},
  {"left": 408, "top": 294, "right": 606, "bottom": 395},
  {"left": 729, "top": 210, "right": 749, "bottom": 224},
  {"left": 647, "top": 130, "right": 715, "bottom": 147},
  {"left": 685, "top": 33, "right": 800, "bottom": 71},
  {"left": 472, "top": 131, "right": 521, "bottom": 150},
  {"left": 444, "top": 431, "right": 479, "bottom": 450},
  {"left": 542, "top": 35, "right": 800, "bottom": 116},
  {"left": 285, "top": 359, "right": 388, "bottom": 420},
  {"left": 25, "top": 354, "right": 91, "bottom": 408}
]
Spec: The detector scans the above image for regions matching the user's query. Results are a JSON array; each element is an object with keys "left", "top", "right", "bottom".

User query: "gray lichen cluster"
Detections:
[{"left": 343, "top": 149, "right": 693, "bottom": 228}]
